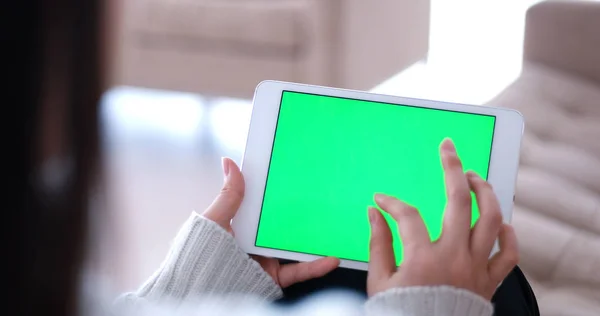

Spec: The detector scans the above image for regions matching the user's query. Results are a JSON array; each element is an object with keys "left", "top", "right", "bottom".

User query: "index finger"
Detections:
[{"left": 440, "top": 139, "right": 472, "bottom": 245}]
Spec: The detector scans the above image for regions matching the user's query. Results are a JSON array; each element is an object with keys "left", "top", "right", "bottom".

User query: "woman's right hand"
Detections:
[{"left": 366, "top": 139, "right": 519, "bottom": 300}]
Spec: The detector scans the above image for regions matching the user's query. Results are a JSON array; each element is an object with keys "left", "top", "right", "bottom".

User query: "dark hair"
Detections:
[{"left": 11, "top": 0, "right": 103, "bottom": 315}]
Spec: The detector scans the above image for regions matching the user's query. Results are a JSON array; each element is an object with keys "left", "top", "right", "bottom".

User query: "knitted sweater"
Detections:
[{"left": 115, "top": 213, "right": 493, "bottom": 316}]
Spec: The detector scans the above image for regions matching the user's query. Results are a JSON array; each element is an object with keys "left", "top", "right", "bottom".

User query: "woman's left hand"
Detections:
[{"left": 202, "top": 157, "right": 340, "bottom": 288}]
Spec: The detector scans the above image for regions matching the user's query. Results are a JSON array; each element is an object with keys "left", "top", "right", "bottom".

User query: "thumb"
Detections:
[
  {"left": 202, "top": 158, "right": 245, "bottom": 229},
  {"left": 367, "top": 206, "right": 396, "bottom": 295}
]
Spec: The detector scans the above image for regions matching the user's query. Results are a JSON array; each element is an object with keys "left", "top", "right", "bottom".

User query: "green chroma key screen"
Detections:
[{"left": 255, "top": 91, "right": 495, "bottom": 264}]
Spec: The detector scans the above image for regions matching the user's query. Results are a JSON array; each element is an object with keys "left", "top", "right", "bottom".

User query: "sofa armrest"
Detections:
[{"left": 524, "top": 0, "right": 600, "bottom": 84}]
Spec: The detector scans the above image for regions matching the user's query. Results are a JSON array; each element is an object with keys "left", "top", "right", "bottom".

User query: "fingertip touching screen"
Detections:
[{"left": 255, "top": 91, "right": 495, "bottom": 264}]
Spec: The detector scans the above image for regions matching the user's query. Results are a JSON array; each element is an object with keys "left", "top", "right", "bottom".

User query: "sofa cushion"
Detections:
[
  {"left": 488, "top": 62, "right": 600, "bottom": 315},
  {"left": 130, "top": 0, "right": 305, "bottom": 50},
  {"left": 494, "top": 63, "right": 600, "bottom": 157},
  {"left": 513, "top": 204, "right": 600, "bottom": 287},
  {"left": 515, "top": 167, "right": 600, "bottom": 235}
]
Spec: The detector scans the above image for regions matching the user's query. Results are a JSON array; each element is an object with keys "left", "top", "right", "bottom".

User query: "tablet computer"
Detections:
[{"left": 232, "top": 80, "right": 523, "bottom": 271}]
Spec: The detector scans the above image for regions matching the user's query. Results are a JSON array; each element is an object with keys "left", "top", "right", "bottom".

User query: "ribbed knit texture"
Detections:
[
  {"left": 115, "top": 213, "right": 495, "bottom": 316},
  {"left": 365, "top": 286, "right": 493, "bottom": 316},
  {"left": 119, "top": 213, "right": 282, "bottom": 306}
]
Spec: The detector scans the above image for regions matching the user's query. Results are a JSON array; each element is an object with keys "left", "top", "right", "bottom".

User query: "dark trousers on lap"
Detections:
[{"left": 278, "top": 264, "right": 539, "bottom": 316}]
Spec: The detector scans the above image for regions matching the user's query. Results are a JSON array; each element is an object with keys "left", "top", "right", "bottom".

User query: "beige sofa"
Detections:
[
  {"left": 487, "top": 1, "right": 600, "bottom": 315},
  {"left": 111, "top": 0, "right": 429, "bottom": 98}
]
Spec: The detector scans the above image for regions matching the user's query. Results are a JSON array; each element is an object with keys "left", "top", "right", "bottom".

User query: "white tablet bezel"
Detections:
[{"left": 232, "top": 80, "right": 524, "bottom": 271}]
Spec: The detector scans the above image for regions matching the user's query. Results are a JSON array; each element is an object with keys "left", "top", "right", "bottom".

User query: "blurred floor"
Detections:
[
  {"left": 98, "top": 0, "right": 543, "bottom": 293},
  {"left": 99, "top": 87, "right": 251, "bottom": 291}
]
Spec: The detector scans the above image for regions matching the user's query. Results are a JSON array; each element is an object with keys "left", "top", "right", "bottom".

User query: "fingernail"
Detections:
[
  {"left": 374, "top": 193, "right": 388, "bottom": 204},
  {"left": 466, "top": 171, "right": 481, "bottom": 180},
  {"left": 441, "top": 138, "right": 456, "bottom": 154},
  {"left": 368, "top": 207, "right": 378, "bottom": 224},
  {"left": 221, "top": 157, "right": 231, "bottom": 179}
]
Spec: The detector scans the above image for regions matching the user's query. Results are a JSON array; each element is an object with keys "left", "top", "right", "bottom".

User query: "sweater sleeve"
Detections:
[
  {"left": 365, "top": 286, "right": 493, "bottom": 316},
  {"left": 117, "top": 213, "right": 282, "bottom": 307}
]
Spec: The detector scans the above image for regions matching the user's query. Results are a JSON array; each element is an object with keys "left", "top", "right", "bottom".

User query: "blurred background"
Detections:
[{"left": 92, "top": 1, "right": 600, "bottom": 315}]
